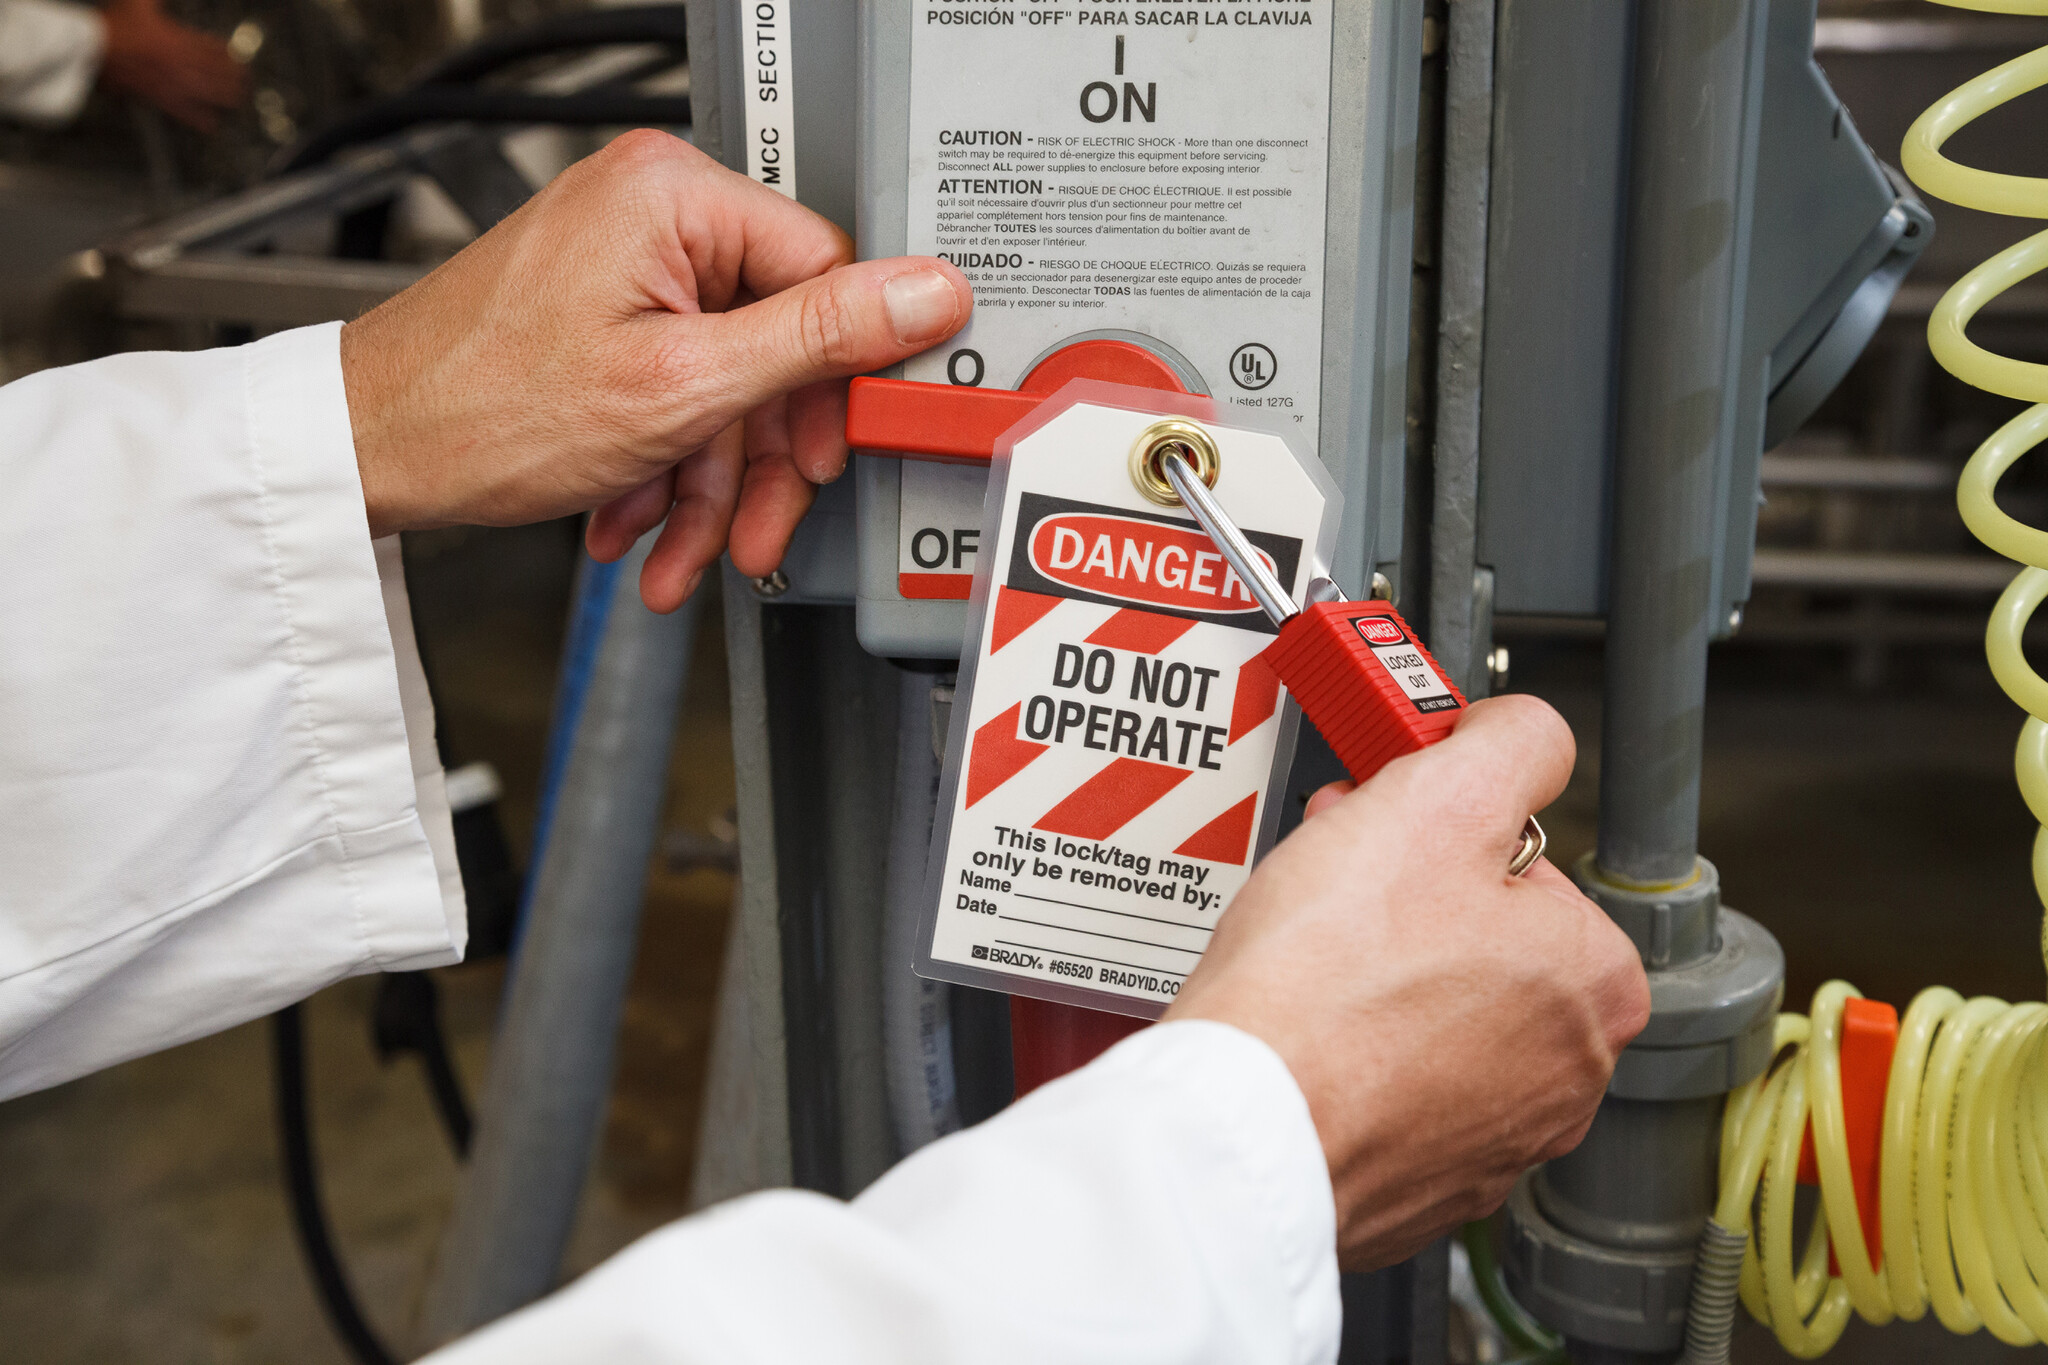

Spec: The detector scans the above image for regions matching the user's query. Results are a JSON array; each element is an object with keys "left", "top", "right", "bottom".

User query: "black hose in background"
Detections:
[
  {"left": 271, "top": 976, "right": 473, "bottom": 1365},
  {"left": 272, "top": 1005, "right": 398, "bottom": 1365},
  {"left": 373, "top": 971, "right": 474, "bottom": 1157},
  {"left": 275, "top": 4, "right": 690, "bottom": 174},
  {"left": 278, "top": 90, "right": 691, "bottom": 174},
  {"left": 414, "top": 4, "right": 688, "bottom": 85}
]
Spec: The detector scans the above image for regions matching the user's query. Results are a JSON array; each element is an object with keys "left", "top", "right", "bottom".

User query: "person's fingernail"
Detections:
[
  {"left": 682, "top": 570, "right": 704, "bottom": 601},
  {"left": 885, "top": 270, "right": 958, "bottom": 344}
]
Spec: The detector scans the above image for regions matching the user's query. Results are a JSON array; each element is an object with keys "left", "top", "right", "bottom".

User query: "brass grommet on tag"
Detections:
[{"left": 1130, "top": 418, "right": 1221, "bottom": 506}]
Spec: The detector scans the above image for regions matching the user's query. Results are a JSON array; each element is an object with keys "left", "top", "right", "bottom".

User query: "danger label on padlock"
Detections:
[{"left": 917, "top": 381, "right": 1338, "bottom": 1016}]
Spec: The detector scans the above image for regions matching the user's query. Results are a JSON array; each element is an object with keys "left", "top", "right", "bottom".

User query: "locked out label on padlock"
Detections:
[{"left": 917, "top": 381, "right": 1339, "bottom": 1016}]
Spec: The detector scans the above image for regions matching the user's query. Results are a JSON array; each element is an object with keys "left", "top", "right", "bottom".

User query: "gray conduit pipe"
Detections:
[
  {"left": 418, "top": 539, "right": 699, "bottom": 1347},
  {"left": 881, "top": 668, "right": 960, "bottom": 1157}
]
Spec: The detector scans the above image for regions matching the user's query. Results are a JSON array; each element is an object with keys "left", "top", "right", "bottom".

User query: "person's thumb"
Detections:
[{"left": 689, "top": 257, "right": 972, "bottom": 419}]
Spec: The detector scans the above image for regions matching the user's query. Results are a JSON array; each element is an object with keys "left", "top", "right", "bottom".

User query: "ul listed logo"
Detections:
[{"left": 1230, "top": 343, "right": 1277, "bottom": 391}]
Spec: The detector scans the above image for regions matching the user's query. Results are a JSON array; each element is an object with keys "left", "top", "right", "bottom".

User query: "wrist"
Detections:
[{"left": 340, "top": 309, "right": 418, "bottom": 537}]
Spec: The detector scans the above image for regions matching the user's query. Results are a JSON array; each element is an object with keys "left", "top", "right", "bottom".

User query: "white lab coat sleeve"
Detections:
[
  {"left": 0, "top": 0, "right": 104, "bottom": 127},
  {"left": 425, "top": 1020, "right": 1341, "bottom": 1365},
  {"left": 0, "top": 322, "right": 465, "bottom": 1099}
]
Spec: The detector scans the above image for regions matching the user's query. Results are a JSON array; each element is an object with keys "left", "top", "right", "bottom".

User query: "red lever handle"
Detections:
[
  {"left": 845, "top": 380, "right": 1039, "bottom": 463},
  {"left": 846, "top": 338, "right": 1197, "bottom": 463}
]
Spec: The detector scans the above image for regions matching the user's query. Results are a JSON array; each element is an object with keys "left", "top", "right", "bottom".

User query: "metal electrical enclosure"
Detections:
[
  {"left": 692, "top": 2, "right": 1422, "bottom": 662},
  {"left": 1475, "top": 0, "right": 1927, "bottom": 634},
  {"left": 852, "top": 1, "right": 1422, "bottom": 658}
]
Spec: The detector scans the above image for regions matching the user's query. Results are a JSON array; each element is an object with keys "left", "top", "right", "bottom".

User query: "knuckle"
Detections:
[
  {"left": 796, "top": 283, "right": 866, "bottom": 369},
  {"left": 1613, "top": 965, "right": 1653, "bottom": 1041},
  {"left": 1585, "top": 924, "right": 1652, "bottom": 1043},
  {"left": 803, "top": 220, "right": 856, "bottom": 272},
  {"left": 605, "top": 126, "right": 683, "bottom": 169}
]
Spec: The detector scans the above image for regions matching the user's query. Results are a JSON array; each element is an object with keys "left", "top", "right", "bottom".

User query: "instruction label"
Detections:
[
  {"left": 744, "top": 0, "right": 796, "bottom": 197},
  {"left": 918, "top": 394, "right": 1336, "bottom": 1014},
  {"left": 898, "top": 0, "right": 1335, "bottom": 597}
]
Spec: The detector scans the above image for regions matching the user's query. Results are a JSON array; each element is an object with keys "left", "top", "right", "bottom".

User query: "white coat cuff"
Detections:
[
  {"left": 249, "top": 322, "right": 466, "bottom": 967},
  {"left": 0, "top": 0, "right": 104, "bottom": 126},
  {"left": 1095, "top": 1019, "right": 1340, "bottom": 1359},
  {"left": 374, "top": 535, "right": 467, "bottom": 960},
  {"left": 860, "top": 1019, "right": 1342, "bottom": 1364}
]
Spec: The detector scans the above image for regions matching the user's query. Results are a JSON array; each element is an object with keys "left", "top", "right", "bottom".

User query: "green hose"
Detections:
[{"left": 1460, "top": 1220, "right": 1567, "bottom": 1364}]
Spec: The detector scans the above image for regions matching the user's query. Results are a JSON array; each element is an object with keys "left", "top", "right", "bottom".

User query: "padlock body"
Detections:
[{"left": 1259, "top": 602, "right": 1468, "bottom": 784}]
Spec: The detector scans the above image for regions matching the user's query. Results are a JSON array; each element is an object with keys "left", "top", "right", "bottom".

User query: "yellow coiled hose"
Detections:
[
  {"left": 1710, "top": 985, "right": 2048, "bottom": 1355},
  {"left": 1701, "top": 5, "right": 2048, "bottom": 1356}
]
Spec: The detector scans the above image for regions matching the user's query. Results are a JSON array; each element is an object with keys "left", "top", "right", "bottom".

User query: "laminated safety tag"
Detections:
[{"left": 916, "top": 380, "right": 1340, "bottom": 1017}]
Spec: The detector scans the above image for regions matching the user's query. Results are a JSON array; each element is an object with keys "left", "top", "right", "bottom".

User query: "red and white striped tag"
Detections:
[{"left": 916, "top": 382, "right": 1340, "bottom": 1017}]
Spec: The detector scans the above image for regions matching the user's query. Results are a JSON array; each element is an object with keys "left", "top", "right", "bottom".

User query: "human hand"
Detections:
[
  {"left": 1165, "top": 695, "right": 1648, "bottom": 1271},
  {"left": 340, "top": 131, "right": 972, "bottom": 610},
  {"left": 98, "top": 0, "right": 247, "bottom": 132}
]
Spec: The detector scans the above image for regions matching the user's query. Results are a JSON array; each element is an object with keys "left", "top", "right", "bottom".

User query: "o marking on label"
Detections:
[{"left": 948, "top": 348, "right": 985, "bottom": 387}]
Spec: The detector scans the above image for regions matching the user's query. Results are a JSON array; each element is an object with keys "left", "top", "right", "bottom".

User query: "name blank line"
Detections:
[{"left": 996, "top": 913, "right": 1205, "bottom": 956}]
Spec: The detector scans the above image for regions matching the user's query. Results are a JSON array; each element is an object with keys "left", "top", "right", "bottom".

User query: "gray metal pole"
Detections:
[
  {"left": 1502, "top": 8, "right": 1783, "bottom": 1362},
  {"left": 1427, "top": 0, "right": 1497, "bottom": 699},
  {"left": 419, "top": 540, "right": 699, "bottom": 1347},
  {"left": 1596, "top": 0, "right": 1759, "bottom": 889},
  {"left": 881, "top": 668, "right": 959, "bottom": 1157}
]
